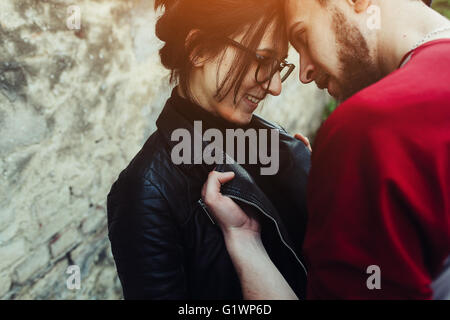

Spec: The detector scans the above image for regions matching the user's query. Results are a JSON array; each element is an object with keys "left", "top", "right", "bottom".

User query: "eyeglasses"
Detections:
[{"left": 224, "top": 38, "right": 295, "bottom": 85}]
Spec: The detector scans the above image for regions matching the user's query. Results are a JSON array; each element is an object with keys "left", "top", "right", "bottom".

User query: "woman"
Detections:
[{"left": 107, "top": 0, "right": 311, "bottom": 299}]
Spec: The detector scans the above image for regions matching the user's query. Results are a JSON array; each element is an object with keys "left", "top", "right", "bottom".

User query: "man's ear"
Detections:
[
  {"left": 346, "top": 0, "right": 371, "bottom": 14},
  {"left": 185, "top": 29, "right": 207, "bottom": 67}
]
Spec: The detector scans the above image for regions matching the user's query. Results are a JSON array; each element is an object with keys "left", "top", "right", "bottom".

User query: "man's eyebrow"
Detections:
[{"left": 289, "top": 21, "right": 303, "bottom": 43}]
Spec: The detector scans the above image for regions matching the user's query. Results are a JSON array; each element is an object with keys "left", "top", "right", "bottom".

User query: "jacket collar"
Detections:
[{"left": 155, "top": 89, "right": 310, "bottom": 249}]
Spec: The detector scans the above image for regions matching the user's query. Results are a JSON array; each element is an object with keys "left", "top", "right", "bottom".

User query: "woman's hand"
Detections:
[
  {"left": 201, "top": 171, "right": 261, "bottom": 236},
  {"left": 202, "top": 171, "right": 298, "bottom": 300}
]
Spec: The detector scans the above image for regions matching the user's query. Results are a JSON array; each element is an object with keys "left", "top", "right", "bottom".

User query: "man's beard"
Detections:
[{"left": 332, "top": 9, "right": 384, "bottom": 101}]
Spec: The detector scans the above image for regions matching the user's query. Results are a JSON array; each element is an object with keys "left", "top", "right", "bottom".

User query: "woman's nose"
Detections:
[{"left": 262, "top": 71, "right": 282, "bottom": 96}]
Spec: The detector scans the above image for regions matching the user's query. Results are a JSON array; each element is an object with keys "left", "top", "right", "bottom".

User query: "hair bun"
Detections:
[
  {"left": 154, "top": 0, "right": 184, "bottom": 42},
  {"left": 154, "top": 0, "right": 186, "bottom": 70},
  {"left": 154, "top": 0, "right": 179, "bottom": 11}
]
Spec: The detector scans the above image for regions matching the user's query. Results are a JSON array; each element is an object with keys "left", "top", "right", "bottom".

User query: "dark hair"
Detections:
[{"left": 154, "top": 0, "right": 288, "bottom": 103}]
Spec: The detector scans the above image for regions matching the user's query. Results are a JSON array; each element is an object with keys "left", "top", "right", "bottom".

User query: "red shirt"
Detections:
[{"left": 305, "top": 39, "right": 450, "bottom": 299}]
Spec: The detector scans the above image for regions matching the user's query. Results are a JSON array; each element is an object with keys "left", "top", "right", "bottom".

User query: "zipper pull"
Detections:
[{"left": 198, "top": 199, "right": 216, "bottom": 225}]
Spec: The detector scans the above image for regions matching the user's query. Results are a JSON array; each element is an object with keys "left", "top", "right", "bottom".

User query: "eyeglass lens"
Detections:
[{"left": 256, "top": 60, "right": 291, "bottom": 83}]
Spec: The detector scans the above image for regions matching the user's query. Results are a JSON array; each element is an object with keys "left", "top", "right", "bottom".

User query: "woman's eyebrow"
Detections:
[
  {"left": 256, "top": 48, "right": 278, "bottom": 55},
  {"left": 256, "top": 48, "right": 288, "bottom": 60}
]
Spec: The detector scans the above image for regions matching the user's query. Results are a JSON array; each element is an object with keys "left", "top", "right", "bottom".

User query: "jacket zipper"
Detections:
[
  {"left": 197, "top": 198, "right": 217, "bottom": 225},
  {"left": 198, "top": 197, "right": 307, "bottom": 277}
]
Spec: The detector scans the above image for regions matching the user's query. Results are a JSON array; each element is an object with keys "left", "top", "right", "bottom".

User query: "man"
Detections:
[{"left": 202, "top": 0, "right": 450, "bottom": 299}]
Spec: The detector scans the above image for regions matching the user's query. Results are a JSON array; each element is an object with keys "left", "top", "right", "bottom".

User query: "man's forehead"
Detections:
[
  {"left": 284, "top": 0, "right": 303, "bottom": 25},
  {"left": 285, "top": 0, "right": 301, "bottom": 15},
  {"left": 284, "top": 0, "right": 316, "bottom": 35}
]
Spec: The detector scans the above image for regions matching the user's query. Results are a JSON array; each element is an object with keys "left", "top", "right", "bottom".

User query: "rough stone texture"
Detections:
[
  {"left": 0, "top": 0, "right": 329, "bottom": 299},
  {"left": 49, "top": 227, "right": 81, "bottom": 259},
  {"left": 0, "top": 273, "right": 12, "bottom": 298},
  {"left": 14, "top": 259, "right": 69, "bottom": 300},
  {"left": 14, "top": 245, "right": 50, "bottom": 284},
  {"left": 0, "top": 238, "right": 27, "bottom": 271}
]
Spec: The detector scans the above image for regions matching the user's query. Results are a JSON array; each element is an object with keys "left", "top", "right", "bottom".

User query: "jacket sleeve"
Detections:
[{"left": 107, "top": 175, "right": 187, "bottom": 299}]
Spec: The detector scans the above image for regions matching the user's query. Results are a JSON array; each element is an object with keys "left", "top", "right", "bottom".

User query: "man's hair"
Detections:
[{"left": 317, "top": 0, "right": 432, "bottom": 6}]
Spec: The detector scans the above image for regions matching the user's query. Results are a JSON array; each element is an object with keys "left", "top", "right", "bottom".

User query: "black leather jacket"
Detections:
[{"left": 107, "top": 90, "right": 311, "bottom": 299}]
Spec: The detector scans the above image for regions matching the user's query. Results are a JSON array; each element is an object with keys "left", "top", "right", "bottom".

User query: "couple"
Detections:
[{"left": 107, "top": 0, "right": 450, "bottom": 299}]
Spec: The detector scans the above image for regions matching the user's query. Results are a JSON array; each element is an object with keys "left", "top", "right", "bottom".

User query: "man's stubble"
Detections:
[{"left": 332, "top": 9, "right": 384, "bottom": 101}]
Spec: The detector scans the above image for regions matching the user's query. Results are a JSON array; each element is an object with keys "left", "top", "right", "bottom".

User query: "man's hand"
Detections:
[
  {"left": 294, "top": 133, "right": 312, "bottom": 152},
  {"left": 201, "top": 171, "right": 261, "bottom": 237}
]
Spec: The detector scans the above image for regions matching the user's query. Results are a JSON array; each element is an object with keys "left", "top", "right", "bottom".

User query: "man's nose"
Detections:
[
  {"left": 262, "top": 71, "right": 282, "bottom": 96},
  {"left": 299, "top": 56, "right": 315, "bottom": 84}
]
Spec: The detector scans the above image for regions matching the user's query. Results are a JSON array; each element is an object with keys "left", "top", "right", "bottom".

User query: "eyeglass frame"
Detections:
[{"left": 222, "top": 37, "right": 296, "bottom": 85}]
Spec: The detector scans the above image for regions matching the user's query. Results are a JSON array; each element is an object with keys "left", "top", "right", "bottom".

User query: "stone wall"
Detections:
[{"left": 0, "top": 0, "right": 328, "bottom": 299}]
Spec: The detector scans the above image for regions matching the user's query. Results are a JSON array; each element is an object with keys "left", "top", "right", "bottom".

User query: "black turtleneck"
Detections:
[{"left": 168, "top": 88, "right": 251, "bottom": 134}]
